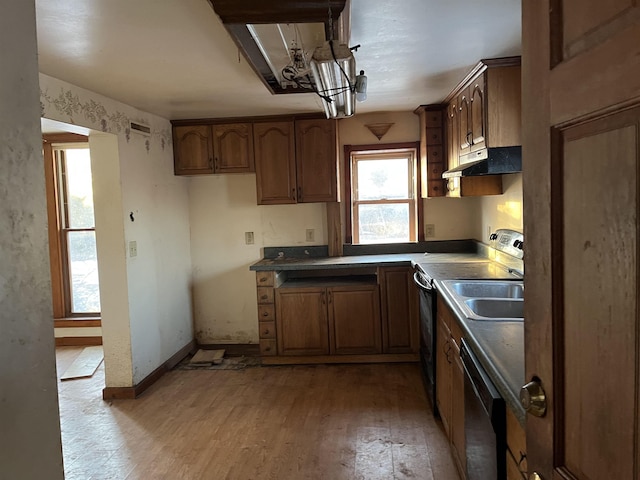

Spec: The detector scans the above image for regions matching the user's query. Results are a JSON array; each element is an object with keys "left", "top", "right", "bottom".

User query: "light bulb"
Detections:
[{"left": 355, "top": 70, "right": 367, "bottom": 102}]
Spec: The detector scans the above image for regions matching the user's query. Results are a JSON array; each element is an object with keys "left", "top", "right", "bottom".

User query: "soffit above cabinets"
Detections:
[{"left": 207, "top": 0, "right": 348, "bottom": 95}]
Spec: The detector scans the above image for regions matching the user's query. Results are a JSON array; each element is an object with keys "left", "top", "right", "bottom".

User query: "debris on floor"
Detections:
[
  {"left": 189, "top": 349, "right": 225, "bottom": 366},
  {"left": 60, "top": 346, "right": 104, "bottom": 381}
]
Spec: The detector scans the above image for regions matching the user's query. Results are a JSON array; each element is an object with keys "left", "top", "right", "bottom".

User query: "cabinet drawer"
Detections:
[
  {"left": 257, "top": 287, "right": 274, "bottom": 304},
  {"left": 259, "top": 339, "right": 277, "bottom": 356},
  {"left": 425, "top": 110, "right": 442, "bottom": 128},
  {"left": 258, "top": 304, "right": 275, "bottom": 321},
  {"left": 259, "top": 321, "right": 276, "bottom": 339},
  {"left": 425, "top": 127, "right": 442, "bottom": 145},
  {"left": 256, "top": 271, "right": 274, "bottom": 286}
]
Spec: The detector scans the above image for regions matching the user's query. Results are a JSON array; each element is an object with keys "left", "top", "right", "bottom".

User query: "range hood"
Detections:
[{"left": 442, "top": 146, "right": 522, "bottom": 178}]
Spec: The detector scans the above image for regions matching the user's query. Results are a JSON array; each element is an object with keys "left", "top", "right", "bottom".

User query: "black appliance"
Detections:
[
  {"left": 461, "top": 339, "right": 506, "bottom": 480},
  {"left": 413, "top": 269, "right": 437, "bottom": 411}
]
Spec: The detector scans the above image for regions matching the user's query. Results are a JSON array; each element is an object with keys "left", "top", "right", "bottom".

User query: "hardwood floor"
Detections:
[{"left": 56, "top": 347, "right": 459, "bottom": 480}]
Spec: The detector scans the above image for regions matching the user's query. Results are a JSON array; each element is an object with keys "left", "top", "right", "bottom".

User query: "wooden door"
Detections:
[
  {"left": 295, "top": 118, "right": 338, "bottom": 203},
  {"left": 254, "top": 121, "right": 296, "bottom": 205},
  {"left": 328, "top": 285, "right": 381, "bottom": 355},
  {"left": 173, "top": 125, "right": 213, "bottom": 175},
  {"left": 469, "top": 74, "right": 485, "bottom": 152},
  {"left": 275, "top": 287, "right": 329, "bottom": 355},
  {"left": 212, "top": 123, "right": 254, "bottom": 173},
  {"left": 378, "top": 267, "right": 419, "bottom": 354},
  {"left": 523, "top": 2, "right": 640, "bottom": 479}
]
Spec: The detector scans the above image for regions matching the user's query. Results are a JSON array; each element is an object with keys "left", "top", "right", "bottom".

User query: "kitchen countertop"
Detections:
[{"left": 249, "top": 252, "right": 488, "bottom": 271}]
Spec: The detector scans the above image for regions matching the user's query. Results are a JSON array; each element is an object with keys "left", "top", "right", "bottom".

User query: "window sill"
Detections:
[{"left": 54, "top": 318, "right": 101, "bottom": 328}]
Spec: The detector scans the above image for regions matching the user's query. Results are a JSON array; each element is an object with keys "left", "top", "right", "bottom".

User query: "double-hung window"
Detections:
[
  {"left": 44, "top": 139, "right": 101, "bottom": 318},
  {"left": 348, "top": 144, "right": 421, "bottom": 244}
]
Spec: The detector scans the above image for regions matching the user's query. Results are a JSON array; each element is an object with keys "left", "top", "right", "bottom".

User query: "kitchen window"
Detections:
[
  {"left": 43, "top": 136, "right": 101, "bottom": 319},
  {"left": 346, "top": 143, "right": 423, "bottom": 244}
]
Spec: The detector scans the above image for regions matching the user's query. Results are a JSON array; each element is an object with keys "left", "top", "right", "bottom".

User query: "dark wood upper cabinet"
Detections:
[
  {"left": 254, "top": 121, "right": 297, "bottom": 205},
  {"left": 213, "top": 123, "right": 255, "bottom": 173},
  {"left": 173, "top": 125, "right": 214, "bottom": 175},
  {"left": 295, "top": 118, "right": 339, "bottom": 203},
  {"left": 173, "top": 123, "right": 254, "bottom": 175}
]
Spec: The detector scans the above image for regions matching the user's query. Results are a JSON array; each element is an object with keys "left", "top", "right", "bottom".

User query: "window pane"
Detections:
[
  {"left": 357, "top": 203, "right": 410, "bottom": 244},
  {"left": 356, "top": 158, "right": 409, "bottom": 200},
  {"left": 65, "top": 148, "right": 95, "bottom": 228},
  {"left": 68, "top": 231, "right": 101, "bottom": 313}
]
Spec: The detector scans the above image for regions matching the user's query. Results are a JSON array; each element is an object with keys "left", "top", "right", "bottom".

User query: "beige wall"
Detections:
[
  {"left": 0, "top": 1, "right": 64, "bottom": 477},
  {"left": 479, "top": 173, "right": 524, "bottom": 241}
]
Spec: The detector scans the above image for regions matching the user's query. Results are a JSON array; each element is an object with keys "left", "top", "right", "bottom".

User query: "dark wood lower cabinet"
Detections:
[
  {"left": 276, "top": 287, "right": 329, "bottom": 356},
  {"left": 276, "top": 284, "right": 382, "bottom": 356}
]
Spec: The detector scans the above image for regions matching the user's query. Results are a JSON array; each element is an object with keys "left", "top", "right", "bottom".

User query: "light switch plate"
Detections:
[
  {"left": 245, "top": 232, "right": 254, "bottom": 245},
  {"left": 306, "top": 229, "right": 315, "bottom": 242},
  {"left": 129, "top": 240, "right": 137, "bottom": 257}
]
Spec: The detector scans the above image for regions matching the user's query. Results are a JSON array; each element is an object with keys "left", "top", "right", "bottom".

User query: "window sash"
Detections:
[{"left": 350, "top": 147, "right": 418, "bottom": 244}]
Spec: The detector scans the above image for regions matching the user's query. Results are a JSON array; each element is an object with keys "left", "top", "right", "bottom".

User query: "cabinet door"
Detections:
[
  {"left": 451, "top": 342, "right": 466, "bottom": 476},
  {"left": 445, "top": 102, "right": 461, "bottom": 198},
  {"left": 436, "top": 315, "right": 452, "bottom": 435},
  {"left": 295, "top": 118, "right": 338, "bottom": 203},
  {"left": 457, "top": 90, "right": 471, "bottom": 156},
  {"left": 276, "top": 287, "right": 329, "bottom": 355},
  {"left": 254, "top": 121, "right": 296, "bottom": 205},
  {"left": 469, "top": 75, "right": 486, "bottom": 152},
  {"left": 213, "top": 123, "right": 255, "bottom": 173},
  {"left": 328, "top": 285, "right": 381, "bottom": 355},
  {"left": 378, "top": 267, "right": 419, "bottom": 353},
  {"left": 173, "top": 125, "right": 213, "bottom": 175}
]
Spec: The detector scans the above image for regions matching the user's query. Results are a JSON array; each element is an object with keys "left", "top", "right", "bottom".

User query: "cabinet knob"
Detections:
[
  {"left": 263, "top": 329, "right": 270, "bottom": 335},
  {"left": 261, "top": 295, "right": 268, "bottom": 300},
  {"left": 520, "top": 379, "right": 547, "bottom": 417},
  {"left": 262, "top": 311, "right": 269, "bottom": 317},
  {"left": 259, "top": 277, "right": 266, "bottom": 283}
]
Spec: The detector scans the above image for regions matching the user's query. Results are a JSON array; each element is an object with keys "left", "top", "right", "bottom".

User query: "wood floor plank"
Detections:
[
  {"left": 56, "top": 349, "right": 459, "bottom": 480},
  {"left": 60, "top": 345, "right": 103, "bottom": 380}
]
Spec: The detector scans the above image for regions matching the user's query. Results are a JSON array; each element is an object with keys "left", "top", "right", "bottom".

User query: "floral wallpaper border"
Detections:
[{"left": 40, "top": 87, "right": 172, "bottom": 152}]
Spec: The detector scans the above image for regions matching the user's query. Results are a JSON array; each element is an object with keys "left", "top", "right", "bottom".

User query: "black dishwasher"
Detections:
[{"left": 460, "top": 339, "right": 506, "bottom": 480}]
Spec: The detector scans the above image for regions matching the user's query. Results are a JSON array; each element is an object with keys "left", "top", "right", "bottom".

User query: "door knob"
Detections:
[{"left": 520, "top": 379, "right": 547, "bottom": 417}]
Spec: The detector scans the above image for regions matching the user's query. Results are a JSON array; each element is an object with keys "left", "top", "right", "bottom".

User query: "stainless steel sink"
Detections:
[
  {"left": 440, "top": 279, "right": 524, "bottom": 321},
  {"left": 444, "top": 280, "right": 524, "bottom": 299},
  {"left": 463, "top": 298, "right": 524, "bottom": 319}
]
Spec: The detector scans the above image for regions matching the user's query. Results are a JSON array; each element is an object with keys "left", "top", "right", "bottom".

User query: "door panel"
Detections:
[
  {"left": 558, "top": 114, "right": 638, "bottom": 479},
  {"left": 523, "top": 0, "right": 640, "bottom": 478}
]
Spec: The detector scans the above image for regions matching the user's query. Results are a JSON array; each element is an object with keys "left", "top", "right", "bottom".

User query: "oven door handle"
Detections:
[{"left": 413, "top": 271, "right": 433, "bottom": 291}]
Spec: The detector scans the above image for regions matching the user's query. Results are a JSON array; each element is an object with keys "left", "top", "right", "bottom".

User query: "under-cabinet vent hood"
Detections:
[{"left": 442, "top": 146, "right": 522, "bottom": 178}]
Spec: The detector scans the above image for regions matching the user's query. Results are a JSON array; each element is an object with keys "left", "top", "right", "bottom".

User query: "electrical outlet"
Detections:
[
  {"left": 306, "top": 229, "right": 315, "bottom": 242},
  {"left": 129, "top": 240, "right": 137, "bottom": 257},
  {"left": 245, "top": 232, "right": 254, "bottom": 245},
  {"left": 425, "top": 224, "right": 436, "bottom": 238}
]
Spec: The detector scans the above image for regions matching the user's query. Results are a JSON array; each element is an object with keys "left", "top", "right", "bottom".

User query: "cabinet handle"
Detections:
[
  {"left": 322, "top": 292, "right": 326, "bottom": 305},
  {"left": 259, "top": 277, "right": 266, "bottom": 283},
  {"left": 262, "top": 311, "right": 269, "bottom": 317},
  {"left": 209, "top": 157, "right": 213, "bottom": 168},
  {"left": 214, "top": 157, "right": 219, "bottom": 169},
  {"left": 328, "top": 291, "right": 332, "bottom": 304},
  {"left": 261, "top": 295, "right": 268, "bottom": 300},
  {"left": 291, "top": 188, "right": 296, "bottom": 199},
  {"left": 466, "top": 131, "right": 473, "bottom": 145},
  {"left": 297, "top": 186, "right": 302, "bottom": 201}
]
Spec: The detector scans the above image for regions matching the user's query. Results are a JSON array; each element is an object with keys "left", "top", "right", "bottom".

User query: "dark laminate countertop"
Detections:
[{"left": 249, "top": 252, "right": 488, "bottom": 271}]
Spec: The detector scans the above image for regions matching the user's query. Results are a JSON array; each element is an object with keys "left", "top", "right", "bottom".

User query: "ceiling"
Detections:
[{"left": 35, "top": 0, "right": 521, "bottom": 121}]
